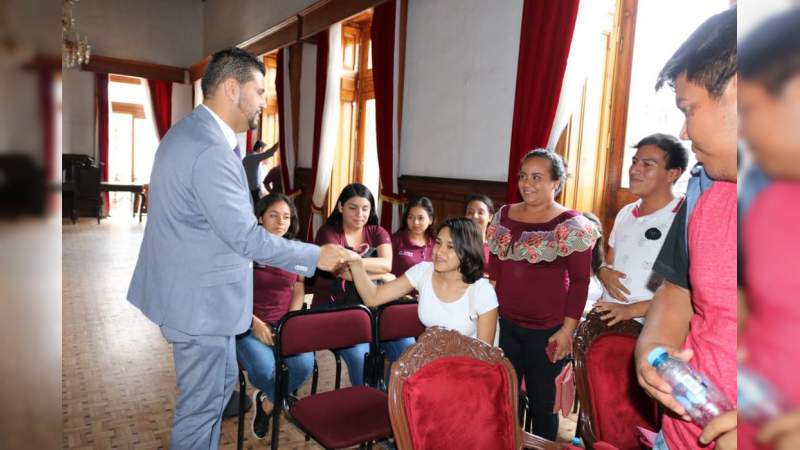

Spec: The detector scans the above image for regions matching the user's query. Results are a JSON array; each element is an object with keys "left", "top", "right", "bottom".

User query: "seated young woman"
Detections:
[
  {"left": 310, "top": 183, "right": 410, "bottom": 385},
  {"left": 345, "top": 217, "right": 498, "bottom": 344},
  {"left": 236, "top": 193, "right": 314, "bottom": 440},
  {"left": 464, "top": 194, "right": 495, "bottom": 268},
  {"left": 391, "top": 196, "right": 435, "bottom": 278}
]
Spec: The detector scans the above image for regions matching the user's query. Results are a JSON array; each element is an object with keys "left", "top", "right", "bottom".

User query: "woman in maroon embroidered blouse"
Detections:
[
  {"left": 391, "top": 196, "right": 435, "bottom": 278},
  {"left": 465, "top": 194, "right": 495, "bottom": 267},
  {"left": 487, "top": 149, "right": 599, "bottom": 440}
]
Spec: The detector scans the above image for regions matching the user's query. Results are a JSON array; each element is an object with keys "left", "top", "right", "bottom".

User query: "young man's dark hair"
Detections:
[
  {"left": 252, "top": 140, "right": 267, "bottom": 153},
  {"left": 739, "top": 8, "right": 800, "bottom": 95},
  {"left": 201, "top": 47, "right": 266, "bottom": 98},
  {"left": 633, "top": 133, "right": 690, "bottom": 175},
  {"left": 655, "top": 7, "right": 737, "bottom": 98}
]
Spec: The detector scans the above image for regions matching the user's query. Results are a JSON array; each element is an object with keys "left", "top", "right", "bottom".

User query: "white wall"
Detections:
[
  {"left": 203, "top": 0, "right": 317, "bottom": 55},
  {"left": 297, "top": 43, "right": 319, "bottom": 169},
  {"left": 62, "top": 0, "right": 205, "bottom": 157},
  {"left": 399, "top": 0, "right": 523, "bottom": 181},
  {"left": 74, "top": 0, "right": 204, "bottom": 67},
  {"left": 62, "top": 71, "right": 97, "bottom": 158}
]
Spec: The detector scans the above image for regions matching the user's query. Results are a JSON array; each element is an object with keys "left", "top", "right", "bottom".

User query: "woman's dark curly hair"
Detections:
[
  {"left": 255, "top": 193, "right": 299, "bottom": 240},
  {"left": 435, "top": 217, "right": 485, "bottom": 284}
]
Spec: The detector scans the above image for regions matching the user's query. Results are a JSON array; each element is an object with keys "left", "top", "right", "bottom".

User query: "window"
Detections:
[
  {"left": 258, "top": 53, "right": 281, "bottom": 182},
  {"left": 618, "top": 0, "right": 728, "bottom": 191},
  {"left": 327, "top": 12, "right": 380, "bottom": 213},
  {"left": 107, "top": 74, "right": 158, "bottom": 216}
]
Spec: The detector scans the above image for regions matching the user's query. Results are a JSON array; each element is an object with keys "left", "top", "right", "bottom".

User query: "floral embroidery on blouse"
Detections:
[{"left": 487, "top": 206, "right": 600, "bottom": 264}]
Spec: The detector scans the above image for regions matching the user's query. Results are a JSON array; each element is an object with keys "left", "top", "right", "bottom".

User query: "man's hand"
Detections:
[
  {"left": 758, "top": 410, "right": 800, "bottom": 450},
  {"left": 594, "top": 301, "right": 635, "bottom": 326},
  {"left": 317, "top": 244, "right": 349, "bottom": 272},
  {"left": 252, "top": 316, "right": 274, "bottom": 346},
  {"left": 700, "top": 409, "right": 737, "bottom": 449},
  {"left": 598, "top": 266, "right": 630, "bottom": 301},
  {"left": 636, "top": 344, "right": 693, "bottom": 420}
]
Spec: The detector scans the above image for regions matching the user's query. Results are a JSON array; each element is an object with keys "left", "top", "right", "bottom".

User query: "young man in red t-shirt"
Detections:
[{"left": 634, "top": 7, "right": 738, "bottom": 450}]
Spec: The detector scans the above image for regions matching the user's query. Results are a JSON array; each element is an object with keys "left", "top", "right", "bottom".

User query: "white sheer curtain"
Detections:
[
  {"left": 309, "top": 22, "right": 343, "bottom": 238},
  {"left": 280, "top": 48, "right": 298, "bottom": 194},
  {"left": 546, "top": 0, "right": 607, "bottom": 149}
]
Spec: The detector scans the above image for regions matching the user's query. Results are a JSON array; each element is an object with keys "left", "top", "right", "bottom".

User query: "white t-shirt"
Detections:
[
  {"left": 606, "top": 197, "right": 683, "bottom": 313},
  {"left": 404, "top": 262, "right": 498, "bottom": 339}
]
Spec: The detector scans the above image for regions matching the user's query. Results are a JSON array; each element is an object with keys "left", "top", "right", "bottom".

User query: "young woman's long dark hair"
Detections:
[
  {"left": 581, "top": 211, "right": 604, "bottom": 274},
  {"left": 255, "top": 193, "right": 299, "bottom": 240},
  {"left": 325, "top": 183, "right": 380, "bottom": 228},
  {"left": 397, "top": 196, "right": 435, "bottom": 238},
  {"left": 435, "top": 217, "right": 485, "bottom": 284}
]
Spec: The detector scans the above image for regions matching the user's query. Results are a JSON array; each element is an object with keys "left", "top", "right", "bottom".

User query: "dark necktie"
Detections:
[{"left": 232, "top": 145, "right": 241, "bottom": 159}]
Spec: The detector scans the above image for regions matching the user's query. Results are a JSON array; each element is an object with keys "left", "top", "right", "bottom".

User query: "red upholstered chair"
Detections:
[
  {"left": 369, "top": 300, "right": 426, "bottom": 388},
  {"left": 271, "top": 304, "right": 392, "bottom": 450},
  {"left": 388, "top": 327, "right": 565, "bottom": 450},
  {"left": 573, "top": 310, "right": 661, "bottom": 450}
]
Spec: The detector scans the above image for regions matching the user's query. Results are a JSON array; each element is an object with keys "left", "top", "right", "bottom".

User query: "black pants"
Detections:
[{"left": 499, "top": 317, "right": 564, "bottom": 441}]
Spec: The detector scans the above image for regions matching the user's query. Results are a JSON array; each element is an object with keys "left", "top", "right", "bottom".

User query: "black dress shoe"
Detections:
[
  {"left": 251, "top": 390, "right": 270, "bottom": 440},
  {"left": 222, "top": 389, "right": 253, "bottom": 419}
]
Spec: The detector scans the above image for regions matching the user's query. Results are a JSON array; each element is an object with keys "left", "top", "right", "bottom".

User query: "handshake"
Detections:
[{"left": 316, "top": 244, "right": 366, "bottom": 272}]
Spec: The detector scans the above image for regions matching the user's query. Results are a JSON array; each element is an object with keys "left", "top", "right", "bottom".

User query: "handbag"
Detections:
[{"left": 553, "top": 357, "right": 576, "bottom": 417}]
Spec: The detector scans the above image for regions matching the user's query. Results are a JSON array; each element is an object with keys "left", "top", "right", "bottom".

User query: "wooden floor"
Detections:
[{"left": 62, "top": 215, "right": 577, "bottom": 449}]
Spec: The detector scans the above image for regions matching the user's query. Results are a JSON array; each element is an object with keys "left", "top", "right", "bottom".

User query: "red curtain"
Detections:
[
  {"left": 95, "top": 73, "right": 110, "bottom": 213},
  {"left": 147, "top": 79, "right": 173, "bottom": 139},
  {"left": 505, "top": 0, "right": 580, "bottom": 203},
  {"left": 371, "top": 0, "right": 403, "bottom": 231},
  {"left": 306, "top": 31, "right": 329, "bottom": 241},
  {"left": 246, "top": 129, "right": 254, "bottom": 154},
  {"left": 38, "top": 71, "right": 54, "bottom": 182}
]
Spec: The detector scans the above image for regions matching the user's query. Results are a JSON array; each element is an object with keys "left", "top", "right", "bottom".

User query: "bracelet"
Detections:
[{"left": 598, "top": 264, "right": 613, "bottom": 272}]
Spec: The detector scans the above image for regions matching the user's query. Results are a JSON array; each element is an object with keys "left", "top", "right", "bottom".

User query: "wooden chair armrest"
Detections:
[{"left": 520, "top": 431, "right": 566, "bottom": 450}]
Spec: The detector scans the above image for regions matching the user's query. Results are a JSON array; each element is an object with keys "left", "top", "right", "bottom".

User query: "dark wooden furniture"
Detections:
[
  {"left": 100, "top": 182, "right": 146, "bottom": 222},
  {"left": 0, "top": 155, "right": 46, "bottom": 218},
  {"left": 573, "top": 310, "right": 660, "bottom": 450},
  {"left": 71, "top": 165, "right": 102, "bottom": 224},
  {"left": 388, "top": 327, "right": 564, "bottom": 450}
]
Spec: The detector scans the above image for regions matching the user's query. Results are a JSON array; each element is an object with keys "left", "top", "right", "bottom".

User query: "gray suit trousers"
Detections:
[{"left": 161, "top": 325, "right": 237, "bottom": 450}]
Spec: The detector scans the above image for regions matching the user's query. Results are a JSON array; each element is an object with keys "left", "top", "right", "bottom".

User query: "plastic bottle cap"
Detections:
[{"left": 647, "top": 346, "right": 669, "bottom": 367}]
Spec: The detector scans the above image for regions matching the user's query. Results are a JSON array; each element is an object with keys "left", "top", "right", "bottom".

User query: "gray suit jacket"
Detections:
[{"left": 127, "top": 106, "right": 320, "bottom": 336}]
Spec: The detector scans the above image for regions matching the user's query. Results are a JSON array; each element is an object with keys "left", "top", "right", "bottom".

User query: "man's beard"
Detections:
[{"left": 237, "top": 98, "right": 259, "bottom": 130}]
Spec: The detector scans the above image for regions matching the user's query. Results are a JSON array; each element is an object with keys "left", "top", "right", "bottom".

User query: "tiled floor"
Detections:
[{"left": 62, "top": 215, "right": 577, "bottom": 449}]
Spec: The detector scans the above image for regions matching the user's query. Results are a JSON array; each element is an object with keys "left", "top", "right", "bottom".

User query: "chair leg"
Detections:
[
  {"left": 237, "top": 370, "right": 246, "bottom": 450},
  {"left": 334, "top": 353, "right": 342, "bottom": 390}
]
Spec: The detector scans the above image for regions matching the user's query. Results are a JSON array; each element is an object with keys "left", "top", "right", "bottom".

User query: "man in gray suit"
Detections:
[{"left": 127, "top": 48, "right": 347, "bottom": 449}]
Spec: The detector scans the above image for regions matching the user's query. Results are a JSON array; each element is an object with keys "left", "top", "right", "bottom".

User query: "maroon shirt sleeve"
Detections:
[
  {"left": 315, "top": 225, "right": 341, "bottom": 246},
  {"left": 367, "top": 225, "right": 392, "bottom": 247},
  {"left": 564, "top": 247, "right": 592, "bottom": 320}
]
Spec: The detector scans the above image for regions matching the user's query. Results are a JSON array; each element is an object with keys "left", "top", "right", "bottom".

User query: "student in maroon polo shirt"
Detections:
[
  {"left": 391, "top": 196, "right": 435, "bottom": 278},
  {"left": 236, "top": 193, "right": 314, "bottom": 440},
  {"left": 465, "top": 194, "right": 495, "bottom": 268}
]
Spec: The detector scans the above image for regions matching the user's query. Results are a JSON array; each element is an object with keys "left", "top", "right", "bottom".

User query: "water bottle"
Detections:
[
  {"left": 738, "top": 363, "right": 788, "bottom": 426},
  {"left": 647, "top": 346, "right": 733, "bottom": 428}
]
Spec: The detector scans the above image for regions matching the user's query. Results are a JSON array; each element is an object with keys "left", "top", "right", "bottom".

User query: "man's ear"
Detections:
[
  {"left": 222, "top": 78, "right": 240, "bottom": 102},
  {"left": 667, "top": 167, "right": 682, "bottom": 184}
]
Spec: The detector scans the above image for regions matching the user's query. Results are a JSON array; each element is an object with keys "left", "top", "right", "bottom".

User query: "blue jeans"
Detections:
[
  {"left": 236, "top": 332, "right": 314, "bottom": 402},
  {"left": 332, "top": 338, "right": 415, "bottom": 387},
  {"left": 653, "top": 430, "right": 669, "bottom": 450},
  {"left": 382, "top": 337, "right": 415, "bottom": 362},
  {"left": 333, "top": 343, "right": 370, "bottom": 386}
]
